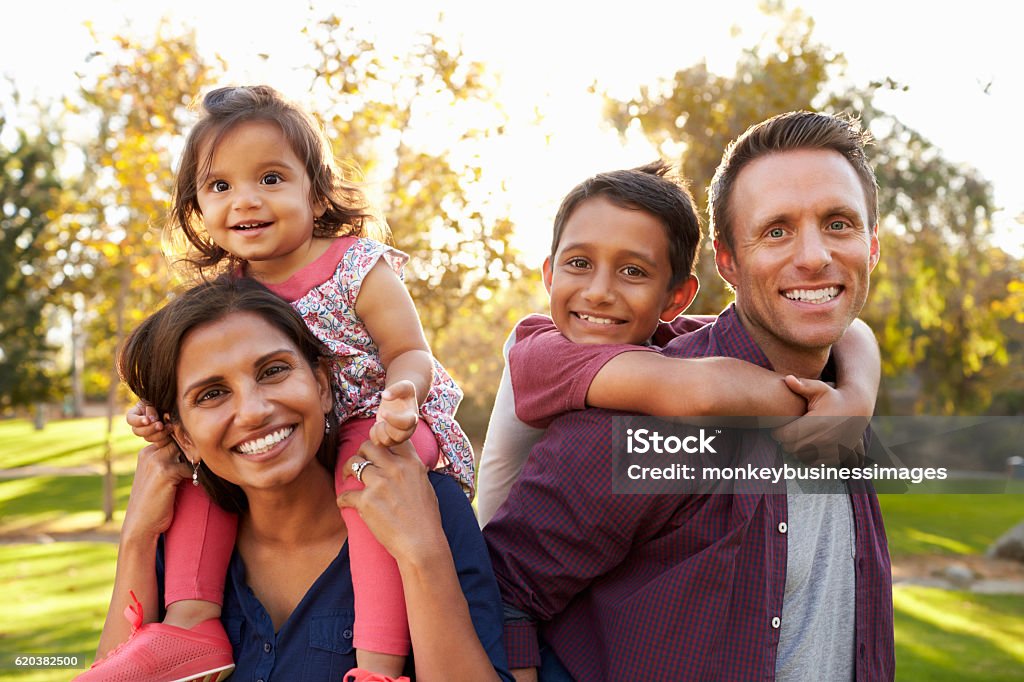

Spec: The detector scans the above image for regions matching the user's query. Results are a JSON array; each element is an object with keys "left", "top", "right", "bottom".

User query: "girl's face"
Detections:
[
  {"left": 195, "top": 120, "right": 326, "bottom": 283},
  {"left": 171, "top": 311, "right": 333, "bottom": 494}
]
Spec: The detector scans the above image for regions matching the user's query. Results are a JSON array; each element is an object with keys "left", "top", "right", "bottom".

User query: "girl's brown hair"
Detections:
[{"left": 170, "top": 85, "right": 383, "bottom": 277}]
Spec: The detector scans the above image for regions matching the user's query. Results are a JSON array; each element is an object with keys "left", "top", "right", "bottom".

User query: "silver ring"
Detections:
[{"left": 351, "top": 459, "right": 374, "bottom": 484}]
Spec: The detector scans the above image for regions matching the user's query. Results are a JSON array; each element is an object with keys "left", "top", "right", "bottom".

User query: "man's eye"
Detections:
[
  {"left": 768, "top": 227, "right": 785, "bottom": 238},
  {"left": 828, "top": 220, "right": 847, "bottom": 231},
  {"left": 261, "top": 172, "right": 283, "bottom": 185},
  {"left": 211, "top": 180, "right": 230, "bottom": 193}
]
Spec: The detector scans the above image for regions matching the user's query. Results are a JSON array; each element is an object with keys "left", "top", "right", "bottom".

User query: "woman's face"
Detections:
[{"left": 171, "top": 311, "right": 332, "bottom": 493}]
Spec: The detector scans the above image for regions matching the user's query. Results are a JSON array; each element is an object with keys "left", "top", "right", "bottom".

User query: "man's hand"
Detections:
[
  {"left": 771, "top": 376, "right": 869, "bottom": 467},
  {"left": 370, "top": 380, "right": 419, "bottom": 447}
]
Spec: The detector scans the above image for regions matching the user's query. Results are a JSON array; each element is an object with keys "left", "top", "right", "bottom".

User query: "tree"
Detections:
[
  {"left": 51, "top": 23, "right": 215, "bottom": 518},
  {"left": 602, "top": 1, "right": 1020, "bottom": 415},
  {"left": 0, "top": 108, "right": 64, "bottom": 412}
]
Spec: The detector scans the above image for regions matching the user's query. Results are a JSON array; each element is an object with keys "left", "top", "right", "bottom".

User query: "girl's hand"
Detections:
[
  {"left": 126, "top": 401, "right": 173, "bottom": 447},
  {"left": 337, "top": 439, "right": 444, "bottom": 564},
  {"left": 371, "top": 380, "right": 419, "bottom": 447},
  {"left": 120, "top": 440, "right": 191, "bottom": 543},
  {"left": 770, "top": 376, "right": 869, "bottom": 467}
]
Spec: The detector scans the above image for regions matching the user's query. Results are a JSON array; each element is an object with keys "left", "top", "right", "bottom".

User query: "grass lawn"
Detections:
[
  {"left": 0, "top": 417, "right": 139, "bottom": 471},
  {"left": 878, "top": 493, "right": 1024, "bottom": 557}
]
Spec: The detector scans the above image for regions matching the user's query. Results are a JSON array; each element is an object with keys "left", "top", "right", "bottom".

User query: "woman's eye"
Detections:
[
  {"left": 261, "top": 364, "right": 290, "bottom": 380},
  {"left": 197, "top": 388, "right": 225, "bottom": 404},
  {"left": 211, "top": 180, "right": 229, "bottom": 193},
  {"left": 261, "top": 172, "right": 283, "bottom": 185},
  {"left": 768, "top": 227, "right": 786, "bottom": 239}
]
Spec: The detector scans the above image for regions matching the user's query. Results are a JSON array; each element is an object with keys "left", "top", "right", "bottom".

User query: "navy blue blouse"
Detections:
[{"left": 159, "top": 473, "right": 512, "bottom": 681}]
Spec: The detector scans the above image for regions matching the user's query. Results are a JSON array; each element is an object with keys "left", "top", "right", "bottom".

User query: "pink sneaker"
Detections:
[
  {"left": 74, "top": 591, "right": 235, "bottom": 682},
  {"left": 343, "top": 668, "right": 411, "bottom": 682}
]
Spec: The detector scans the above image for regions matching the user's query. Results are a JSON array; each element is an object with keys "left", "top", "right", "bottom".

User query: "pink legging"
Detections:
[{"left": 164, "top": 416, "right": 439, "bottom": 656}]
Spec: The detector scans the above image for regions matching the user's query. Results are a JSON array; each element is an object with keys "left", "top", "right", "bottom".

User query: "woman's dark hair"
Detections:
[{"left": 117, "top": 275, "right": 338, "bottom": 513}]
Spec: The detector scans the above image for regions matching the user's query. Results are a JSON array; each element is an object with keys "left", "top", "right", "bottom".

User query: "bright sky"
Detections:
[{"left": 3, "top": 0, "right": 1021, "bottom": 264}]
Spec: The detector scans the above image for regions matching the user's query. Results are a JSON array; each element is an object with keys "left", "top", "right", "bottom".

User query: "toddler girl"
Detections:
[{"left": 81, "top": 85, "right": 474, "bottom": 682}]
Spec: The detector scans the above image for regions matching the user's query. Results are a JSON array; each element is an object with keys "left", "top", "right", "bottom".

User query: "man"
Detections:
[{"left": 484, "top": 111, "right": 894, "bottom": 681}]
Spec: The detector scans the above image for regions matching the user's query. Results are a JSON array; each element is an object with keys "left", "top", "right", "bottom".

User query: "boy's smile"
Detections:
[{"left": 543, "top": 195, "right": 696, "bottom": 346}]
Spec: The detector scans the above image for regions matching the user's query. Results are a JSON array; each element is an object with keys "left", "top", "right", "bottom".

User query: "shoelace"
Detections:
[{"left": 86, "top": 590, "right": 145, "bottom": 669}]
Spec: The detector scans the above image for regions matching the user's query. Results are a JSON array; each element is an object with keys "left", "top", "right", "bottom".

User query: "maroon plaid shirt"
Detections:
[{"left": 484, "top": 305, "right": 894, "bottom": 680}]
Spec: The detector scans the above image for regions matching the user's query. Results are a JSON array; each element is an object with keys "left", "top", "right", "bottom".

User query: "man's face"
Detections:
[
  {"left": 715, "top": 148, "right": 879, "bottom": 361},
  {"left": 544, "top": 195, "right": 697, "bottom": 345}
]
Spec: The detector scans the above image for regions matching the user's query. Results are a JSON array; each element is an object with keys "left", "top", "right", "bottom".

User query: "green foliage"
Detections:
[
  {"left": 304, "top": 16, "right": 530, "bottom": 344},
  {"left": 602, "top": 1, "right": 1022, "bottom": 414},
  {"left": 0, "top": 114, "right": 64, "bottom": 410}
]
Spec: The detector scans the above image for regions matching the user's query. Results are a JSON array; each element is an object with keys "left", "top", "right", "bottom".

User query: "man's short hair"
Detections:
[
  {"left": 550, "top": 161, "right": 703, "bottom": 289},
  {"left": 709, "top": 111, "right": 878, "bottom": 252}
]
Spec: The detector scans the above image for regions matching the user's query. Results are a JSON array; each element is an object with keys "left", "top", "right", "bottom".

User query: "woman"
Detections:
[{"left": 79, "top": 276, "right": 511, "bottom": 682}]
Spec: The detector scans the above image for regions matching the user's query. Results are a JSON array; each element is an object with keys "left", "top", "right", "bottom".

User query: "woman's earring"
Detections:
[
  {"left": 325, "top": 416, "right": 331, "bottom": 435},
  {"left": 191, "top": 460, "right": 200, "bottom": 487}
]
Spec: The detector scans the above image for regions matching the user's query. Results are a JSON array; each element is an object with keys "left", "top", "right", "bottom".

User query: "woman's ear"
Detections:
[
  {"left": 316, "top": 359, "right": 333, "bottom": 415},
  {"left": 168, "top": 418, "right": 197, "bottom": 462}
]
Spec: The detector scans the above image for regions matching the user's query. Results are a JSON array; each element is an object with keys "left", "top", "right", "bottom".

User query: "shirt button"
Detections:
[
  {"left": 343, "top": 629, "right": 353, "bottom": 640},
  {"left": 771, "top": 616, "right": 781, "bottom": 629},
  {"left": 263, "top": 642, "right": 272, "bottom": 653},
  {"left": 777, "top": 522, "right": 788, "bottom": 534}
]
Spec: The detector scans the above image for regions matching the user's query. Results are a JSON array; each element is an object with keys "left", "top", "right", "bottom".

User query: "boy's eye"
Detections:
[
  {"left": 261, "top": 172, "right": 283, "bottom": 185},
  {"left": 622, "top": 265, "right": 646, "bottom": 277},
  {"left": 211, "top": 180, "right": 230, "bottom": 193},
  {"left": 566, "top": 257, "right": 590, "bottom": 269}
]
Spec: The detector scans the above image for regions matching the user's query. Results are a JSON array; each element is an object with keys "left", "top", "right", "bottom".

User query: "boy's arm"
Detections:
[
  {"left": 771, "top": 319, "right": 880, "bottom": 465},
  {"left": 586, "top": 352, "right": 807, "bottom": 422},
  {"left": 476, "top": 331, "right": 546, "bottom": 527}
]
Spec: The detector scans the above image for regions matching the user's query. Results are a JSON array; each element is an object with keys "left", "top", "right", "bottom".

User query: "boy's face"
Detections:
[{"left": 543, "top": 195, "right": 697, "bottom": 345}]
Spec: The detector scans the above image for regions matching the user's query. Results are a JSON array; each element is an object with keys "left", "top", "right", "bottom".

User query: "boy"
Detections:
[{"left": 476, "top": 161, "right": 878, "bottom": 524}]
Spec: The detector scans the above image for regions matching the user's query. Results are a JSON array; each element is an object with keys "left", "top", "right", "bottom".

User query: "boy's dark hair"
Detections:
[
  {"left": 709, "top": 110, "right": 878, "bottom": 252},
  {"left": 117, "top": 275, "right": 338, "bottom": 514},
  {"left": 550, "top": 161, "right": 702, "bottom": 288},
  {"left": 170, "top": 85, "right": 381, "bottom": 276}
]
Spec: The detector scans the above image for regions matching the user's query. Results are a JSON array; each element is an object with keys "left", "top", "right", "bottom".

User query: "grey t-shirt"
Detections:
[{"left": 775, "top": 472, "right": 857, "bottom": 682}]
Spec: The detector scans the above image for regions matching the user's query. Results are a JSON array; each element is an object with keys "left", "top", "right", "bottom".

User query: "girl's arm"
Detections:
[
  {"left": 356, "top": 261, "right": 435, "bottom": 446},
  {"left": 93, "top": 442, "right": 187, "bottom": 658},
  {"left": 338, "top": 441, "right": 504, "bottom": 682}
]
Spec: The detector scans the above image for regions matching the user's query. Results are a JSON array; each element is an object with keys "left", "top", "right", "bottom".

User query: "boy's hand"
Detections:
[
  {"left": 371, "top": 380, "right": 419, "bottom": 447},
  {"left": 126, "top": 401, "right": 173, "bottom": 447},
  {"left": 771, "top": 376, "right": 869, "bottom": 467}
]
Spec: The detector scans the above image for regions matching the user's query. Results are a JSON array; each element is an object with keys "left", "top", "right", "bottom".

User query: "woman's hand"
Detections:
[
  {"left": 120, "top": 440, "right": 192, "bottom": 542},
  {"left": 337, "top": 439, "right": 444, "bottom": 565}
]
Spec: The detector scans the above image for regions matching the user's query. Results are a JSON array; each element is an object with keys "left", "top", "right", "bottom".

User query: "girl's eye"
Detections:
[
  {"left": 828, "top": 220, "right": 847, "bottom": 231},
  {"left": 768, "top": 227, "right": 786, "bottom": 239},
  {"left": 623, "top": 265, "right": 646, "bottom": 277},
  {"left": 211, "top": 180, "right": 230, "bottom": 193},
  {"left": 261, "top": 172, "right": 283, "bottom": 185}
]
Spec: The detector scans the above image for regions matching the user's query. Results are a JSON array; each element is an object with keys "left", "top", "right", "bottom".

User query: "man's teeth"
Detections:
[
  {"left": 784, "top": 287, "right": 840, "bottom": 304},
  {"left": 237, "top": 427, "right": 294, "bottom": 455},
  {"left": 577, "top": 313, "right": 619, "bottom": 325}
]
